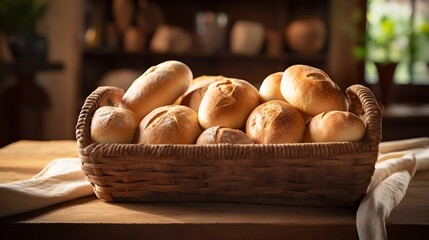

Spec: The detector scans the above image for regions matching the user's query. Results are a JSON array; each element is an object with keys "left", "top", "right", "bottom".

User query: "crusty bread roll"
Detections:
[
  {"left": 175, "top": 75, "right": 225, "bottom": 112},
  {"left": 259, "top": 72, "right": 285, "bottom": 102},
  {"left": 120, "top": 60, "right": 192, "bottom": 121},
  {"left": 246, "top": 100, "right": 305, "bottom": 144},
  {"left": 258, "top": 72, "right": 312, "bottom": 124},
  {"left": 196, "top": 126, "right": 254, "bottom": 144},
  {"left": 198, "top": 78, "right": 261, "bottom": 129},
  {"left": 303, "top": 110, "right": 366, "bottom": 142},
  {"left": 280, "top": 64, "right": 347, "bottom": 116},
  {"left": 90, "top": 106, "right": 138, "bottom": 144},
  {"left": 134, "top": 105, "right": 202, "bottom": 144}
]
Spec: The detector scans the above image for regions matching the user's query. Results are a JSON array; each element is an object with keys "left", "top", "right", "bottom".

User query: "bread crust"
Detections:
[
  {"left": 135, "top": 105, "right": 202, "bottom": 144},
  {"left": 198, "top": 78, "right": 261, "bottom": 129},
  {"left": 196, "top": 126, "right": 254, "bottom": 144},
  {"left": 259, "top": 72, "right": 285, "bottom": 102},
  {"left": 90, "top": 106, "right": 138, "bottom": 143},
  {"left": 176, "top": 75, "right": 226, "bottom": 112},
  {"left": 246, "top": 100, "right": 305, "bottom": 144},
  {"left": 280, "top": 64, "right": 347, "bottom": 116},
  {"left": 303, "top": 110, "right": 366, "bottom": 142},
  {"left": 121, "top": 60, "right": 192, "bottom": 121}
]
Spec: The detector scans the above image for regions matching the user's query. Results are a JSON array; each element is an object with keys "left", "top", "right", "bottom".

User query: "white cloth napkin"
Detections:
[
  {"left": 357, "top": 137, "right": 429, "bottom": 240},
  {"left": 0, "top": 158, "right": 93, "bottom": 218}
]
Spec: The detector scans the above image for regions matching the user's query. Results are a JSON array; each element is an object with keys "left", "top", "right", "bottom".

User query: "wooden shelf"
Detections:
[
  {"left": 80, "top": 0, "right": 334, "bottom": 104},
  {"left": 0, "top": 61, "right": 63, "bottom": 77},
  {"left": 82, "top": 49, "right": 328, "bottom": 62}
]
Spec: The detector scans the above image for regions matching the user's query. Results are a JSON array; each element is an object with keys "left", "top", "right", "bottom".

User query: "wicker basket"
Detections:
[{"left": 76, "top": 84, "right": 382, "bottom": 208}]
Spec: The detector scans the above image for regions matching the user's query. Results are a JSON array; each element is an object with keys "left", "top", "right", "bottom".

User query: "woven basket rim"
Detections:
[{"left": 79, "top": 140, "right": 375, "bottom": 160}]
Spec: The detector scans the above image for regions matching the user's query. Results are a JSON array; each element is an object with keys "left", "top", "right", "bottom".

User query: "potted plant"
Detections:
[
  {"left": 352, "top": 0, "right": 410, "bottom": 106},
  {"left": 0, "top": 0, "right": 49, "bottom": 61}
]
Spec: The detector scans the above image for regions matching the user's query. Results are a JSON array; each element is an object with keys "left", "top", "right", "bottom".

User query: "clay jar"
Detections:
[
  {"left": 124, "top": 27, "right": 146, "bottom": 52},
  {"left": 285, "top": 16, "right": 327, "bottom": 56}
]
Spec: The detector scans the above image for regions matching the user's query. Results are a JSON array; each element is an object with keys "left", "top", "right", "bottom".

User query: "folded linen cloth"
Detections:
[
  {"left": 357, "top": 137, "right": 429, "bottom": 240},
  {"left": 0, "top": 158, "right": 93, "bottom": 218}
]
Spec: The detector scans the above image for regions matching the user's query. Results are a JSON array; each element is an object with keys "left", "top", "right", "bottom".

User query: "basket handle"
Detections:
[
  {"left": 75, "top": 86, "right": 125, "bottom": 149},
  {"left": 346, "top": 84, "right": 383, "bottom": 146}
]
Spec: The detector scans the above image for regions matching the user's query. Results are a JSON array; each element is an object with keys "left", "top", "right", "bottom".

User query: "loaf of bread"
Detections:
[
  {"left": 134, "top": 105, "right": 202, "bottom": 144},
  {"left": 303, "top": 110, "right": 366, "bottom": 142},
  {"left": 196, "top": 126, "right": 254, "bottom": 144},
  {"left": 176, "top": 75, "right": 225, "bottom": 112},
  {"left": 198, "top": 78, "right": 261, "bottom": 129},
  {"left": 120, "top": 60, "right": 192, "bottom": 121},
  {"left": 246, "top": 100, "right": 305, "bottom": 144},
  {"left": 90, "top": 106, "right": 139, "bottom": 144},
  {"left": 280, "top": 64, "right": 347, "bottom": 116},
  {"left": 259, "top": 72, "right": 285, "bottom": 102}
]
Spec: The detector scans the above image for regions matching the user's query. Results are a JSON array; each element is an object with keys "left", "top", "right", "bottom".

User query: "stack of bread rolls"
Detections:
[{"left": 90, "top": 60, "right": 366, "bottom": 144}]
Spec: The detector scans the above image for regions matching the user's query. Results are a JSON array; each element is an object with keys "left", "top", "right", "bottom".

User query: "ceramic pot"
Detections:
[
  {"left": 285, "top": 16, "right": 326, "bottom": 55},
  {"left": 8, "top": 32, "right": 48, "bottom": 60},
  {"left": 124, "top": 27, "right": 145, "bottom": 52},
  {"left": 112, "top": 0, "right": 134, "bottom": 34},
  {"left": 375, "top": 62, "right": 398, "bottom": 107},
  {"left": 195, "top": 12, "right": 229, "bottom": 53}
]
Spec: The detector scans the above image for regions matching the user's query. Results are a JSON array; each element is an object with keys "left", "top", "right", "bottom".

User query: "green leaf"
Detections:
[{"left": 0, "top": 0, "right": 49, "bottom": 33}]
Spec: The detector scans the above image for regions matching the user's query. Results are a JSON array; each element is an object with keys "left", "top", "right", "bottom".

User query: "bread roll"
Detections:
[
  {"left": 246, "top": 100, "right": 305, "bottom": 144},
  {"left": 135, "top": 105, "right": 202, "bottom": 144},
  {"left": 259, "top": 72, "right": 285, "bottom": 102},
  {"left": 90, "top": 106, "right": 138, "bottom": 144},
  {"left": 280, "top": 64, "right": 347, "bottom": 116},
  {"left": 120, "top": 60, "right": 192, "bottom": 121},
  {"left": 196, "top": 126, "right": 254, "bottom": 144},
  {"left": 258, "top": 72, "right": 312, "bottom": 124},
  {"left": 303, "top": 110, "right": 366, "bottom": 142},
  {"left": 198, "top": 78, "right": 261, "bottom": 129},
  {"left": 176, "top": 75, "right": 225, "bottom": 112}
]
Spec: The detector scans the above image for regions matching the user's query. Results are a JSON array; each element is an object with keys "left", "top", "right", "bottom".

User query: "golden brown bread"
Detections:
[
  {"left": 259, "top": 72, "right": 286, "bottom": 102},
  {"left": 176, "top": 75, "right": 226, "bottom": 112},
  {"left": 196, "top": 126, "right": 254, "bottom": 144},
  {"left": 280, "top": 64, "right": 347, "bottom": 116},
  {"left": 198, "top": 78, "right": 261, "bottom": 129},
  {"left": 134, "top": 105, "right": 202, "bottom": 144},
  {"left": 303, "top": 110, "right": 366, "bottom": 142},
  {"left": 120, "top": 60, "right": 192, "bottom": 121},
  {"left": 90, "top": 106, "right": 139, "bottom": 143},
  {"left": 246, "top": 100, "right": 305, "bottom": 144}
]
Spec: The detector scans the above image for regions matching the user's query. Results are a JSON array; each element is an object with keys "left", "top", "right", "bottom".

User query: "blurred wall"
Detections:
[
  {"left": 329, "top": 0, "right": 366, "bottom": 90},
  {"left": 37, "top": 0, "right": 83, "bottom": 140}
]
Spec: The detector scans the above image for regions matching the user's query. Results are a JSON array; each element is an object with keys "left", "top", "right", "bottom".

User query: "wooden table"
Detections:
[{"left": 0, "top": 140, "right": 428, "bottom": 240}]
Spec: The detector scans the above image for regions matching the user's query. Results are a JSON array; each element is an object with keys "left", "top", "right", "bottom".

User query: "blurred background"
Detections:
[{"left": 0, "top": 0, "right": 428, "bottom": 147}]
